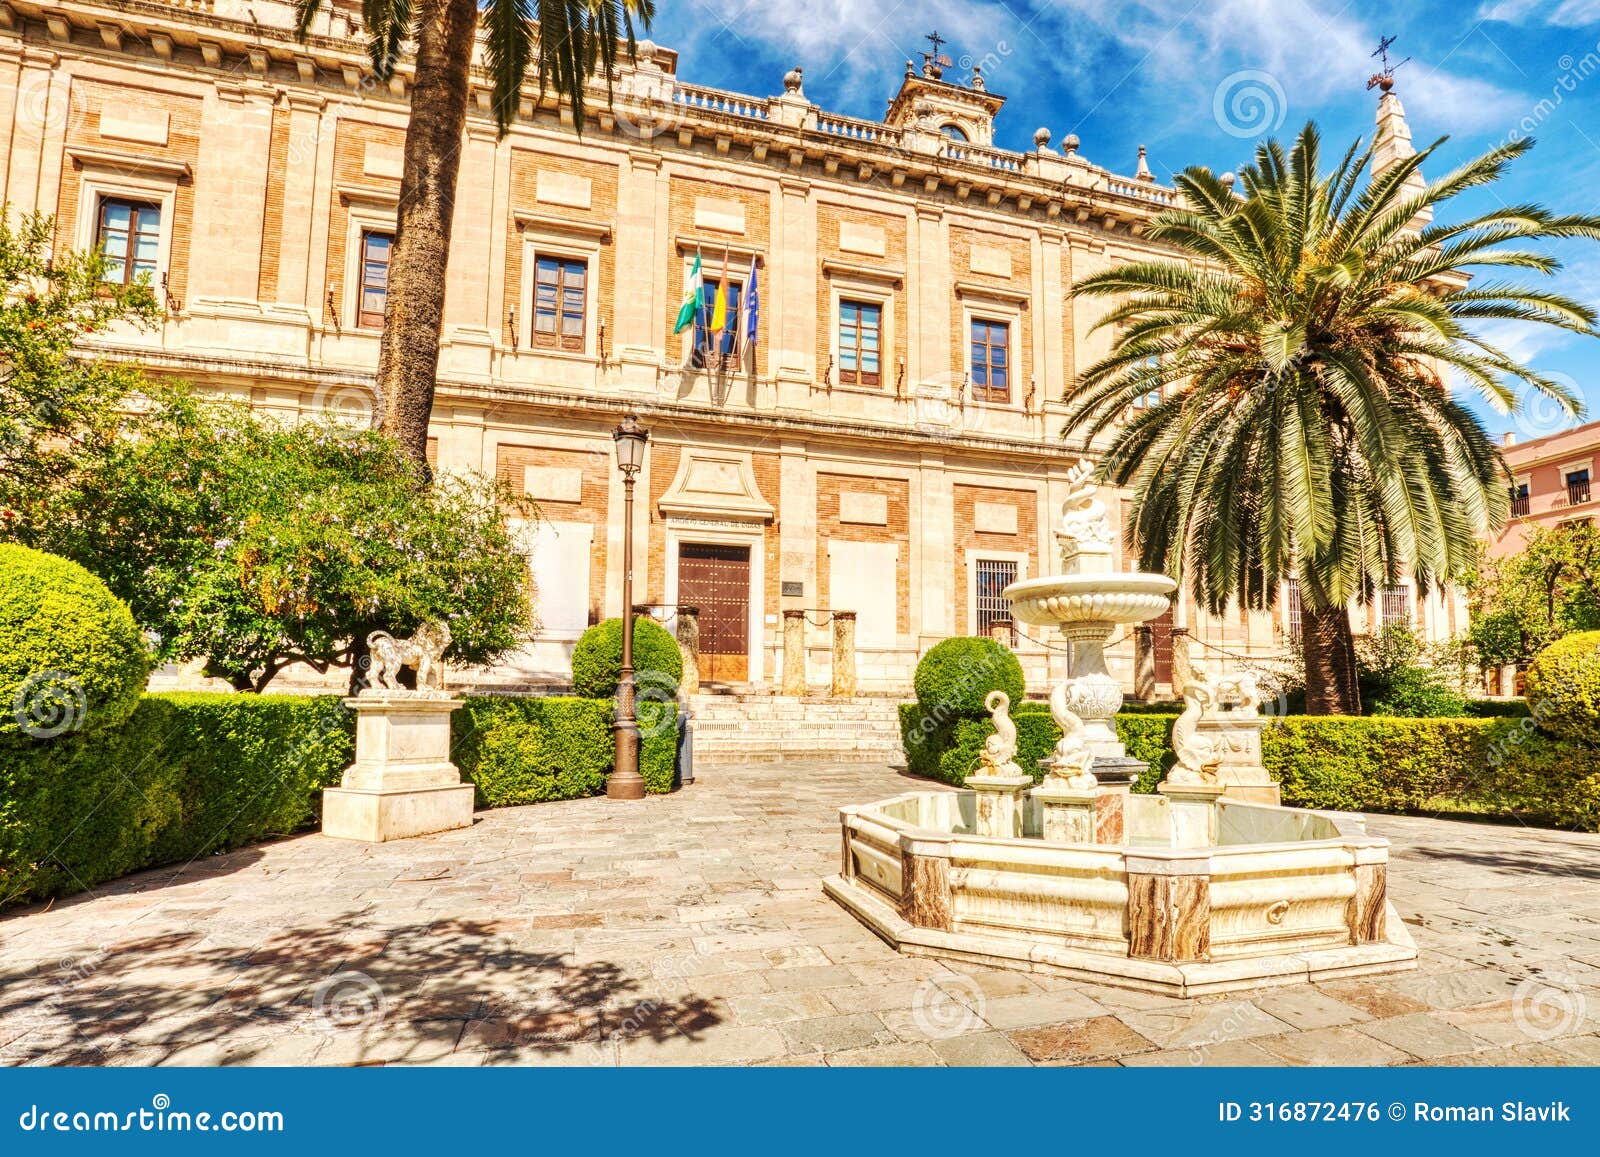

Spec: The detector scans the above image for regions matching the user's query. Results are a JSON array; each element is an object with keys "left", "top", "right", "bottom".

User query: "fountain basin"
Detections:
[
  {"left": 1003, "top": 572, "right": 1178, "bottom": 629},
  {"left": 825, "top": 790, "right": 1415, "bottom": 996}
]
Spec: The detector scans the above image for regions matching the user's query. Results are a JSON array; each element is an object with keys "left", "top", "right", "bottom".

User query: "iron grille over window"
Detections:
[
  {"left": 1381, "top": 583, "right": 1411, "bottom": 628},
  {"left": 974, "top": 558, "right": 1018, "bottom": 638},
  {"left": 1285, "top": 579, "right": 1303, "bottom": 643}
]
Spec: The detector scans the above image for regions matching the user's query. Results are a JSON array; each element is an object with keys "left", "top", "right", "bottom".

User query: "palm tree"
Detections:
[
  {"left": 1064, "top": 123, "right": 1600, "bottom": 714},
  {"left": 295, "top": 0, "right": 654, "bottom": 472}
]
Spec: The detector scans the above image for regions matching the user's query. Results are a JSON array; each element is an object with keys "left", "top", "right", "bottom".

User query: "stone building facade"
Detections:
[{"left": 3, "top": 0, "right": 1465, "bottom": 693}]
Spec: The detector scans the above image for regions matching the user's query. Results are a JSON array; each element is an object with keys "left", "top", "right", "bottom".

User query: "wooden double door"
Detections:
[{"left": 677, "top": 543, "right": 751, "bottom": 683}]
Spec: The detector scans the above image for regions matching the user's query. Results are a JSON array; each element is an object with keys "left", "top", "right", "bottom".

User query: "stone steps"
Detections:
[{"left": 685, "top": 694, "right": 905, "bottom": 765}]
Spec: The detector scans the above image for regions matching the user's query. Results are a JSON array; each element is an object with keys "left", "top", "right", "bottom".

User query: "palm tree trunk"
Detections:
[
  {"left": 1302, "top": 602, "right": 1362, "bottom": 715},
  {"left": 377, "top": 0, "right": 479, "bottom": 475}
]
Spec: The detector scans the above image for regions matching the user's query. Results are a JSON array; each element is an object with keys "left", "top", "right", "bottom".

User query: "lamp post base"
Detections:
[{"left": 606, "top": 773, "right": 647, "bottom": 800}]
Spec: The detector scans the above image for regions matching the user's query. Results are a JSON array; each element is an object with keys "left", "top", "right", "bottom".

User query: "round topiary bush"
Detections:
[
  {"left": 570, "top": 616, "right": 683, "bottom": 699},
  {"left": 913, "top": 636, "right": 1025, "bottom": 717},
  {"left": 1523, "top": 630, "right": 1600, "bottom": 745},
  {"left": 0, "top": 544, "right": 148, "bottom": 738}
]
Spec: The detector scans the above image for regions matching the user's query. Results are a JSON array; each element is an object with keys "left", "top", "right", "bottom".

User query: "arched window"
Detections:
[{"left": 940, "top": 123, "right": 968, "bottom": 141}]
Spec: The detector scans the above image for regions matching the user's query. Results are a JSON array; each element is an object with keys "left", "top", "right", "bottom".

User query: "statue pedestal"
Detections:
[
  {"left": 965, "top": 773, "right": 1033, "bottom": 839},
  {"left": 1197, "top": 715, "right": 1279, "bottom": 805},
  {"left": 1157, "top": 780, "right": 1226, "bottom": 849},
  {"left": 322, "top": 694, "right": 475, "bottom": 843},
  {"left": 1032, "top": 780, "right": 1097, "bottom": 844}
]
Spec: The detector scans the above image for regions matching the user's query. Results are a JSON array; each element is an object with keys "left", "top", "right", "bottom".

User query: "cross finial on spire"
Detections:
[
  {"left": 1366, "top": 34, "right": 1409, "bottom": 93},
  {"left": 920, "top": 30, "right": 952, "bottom": 79},
  {"left": 926, "top": 30, "right": 945, "bottom": 59}
]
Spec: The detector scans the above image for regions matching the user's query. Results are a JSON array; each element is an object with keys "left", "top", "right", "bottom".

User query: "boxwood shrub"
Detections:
[
  {"left": 1523, "top": 631, "right": 1600, "bottom": 745},
  {"left": 900, "top": 703, "right": 1600, "bottom": 830},
  {"left": 570, "top": 617, "right": 683, "bottom": 699},
  {"left": 912, "top": 636, "right": 1025, "bottom": 718},
  {"left": 452, "top": 694, "right": 677, "bottom": 804},
  {"left": 0, "top": 544, "right": 149, "bottom": 737}
]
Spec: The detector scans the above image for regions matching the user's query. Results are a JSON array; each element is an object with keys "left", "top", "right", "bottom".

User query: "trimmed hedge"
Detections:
[
  {"left": 1524, "top": 631, "right": 1600, "bottom": 744},
  {"left": 912, "top": 637, "right": 1025, "bottom": 717},
  {"left": 0, "top": 544, "right": 148, "bottom": 737},
  {"left": 570, "top": 617, "right": 683, "bottom": 699},
  {"left": 2, "top": 690, "right": 680, "bottom": 910},
  {"left": 0, "top": 693, "right": 353, "bottom": 908},
  {"left": 453, "top": 695, "right": 677, "bottom": 804},
  {"left": 900, "top": 704, "right": 1600, "bottom": 830}
]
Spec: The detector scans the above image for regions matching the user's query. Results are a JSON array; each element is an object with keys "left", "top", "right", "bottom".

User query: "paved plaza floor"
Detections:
[{"left": 2, "top": 759, "right": 1598, "bottom": 1066}]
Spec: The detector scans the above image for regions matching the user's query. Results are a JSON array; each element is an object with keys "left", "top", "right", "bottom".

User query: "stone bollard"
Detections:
[
  {"left": 831, "top": 611, "right": 857, "bottom": 698},
  {"left": 1169, "top": 627, "right": 1192, "bottom": 694},
  {"left": 676, "top": 606, "right": 700, "bottom": 697},
  {"left": 1133, "top": 625, "right": 1156, "bottom": 702},
  {"left": 782, "top": 609, "right": 806, "bottom": 694}
]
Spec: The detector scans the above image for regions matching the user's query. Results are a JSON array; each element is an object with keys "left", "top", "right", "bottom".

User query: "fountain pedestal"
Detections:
[
  {"left": 1032, "top": 779, "right": 1097, "bottom": 843},
  {"left": 1157, "top": 780, "right": 1226, "bottom": 848},
  {"left": 966, "top": 773, "right": 1032, "bottom": 838}
]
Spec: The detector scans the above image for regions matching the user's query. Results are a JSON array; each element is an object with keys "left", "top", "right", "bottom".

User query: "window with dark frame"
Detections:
[
  {"left": 974, "top": 558, "right": 1018, "bottom": 638},
  {"left": 532, "top": 255, "right": 587, "bottom": 352},
  {"left": 970, "top": 318, "right": 1010, "bottom": 403},
  {"left": 96, "top": 197, "right": 161, "bottom": 287},
  {"left": 1567, "top": 468, "right": 1591, "bottom": 506},
  {"left": 1511, "top": 481, "right": 1530, "bottom": 517},
  {"left": 357, "top": 230, "right": 392, "bottom": 329},
  {"left": 838, "top": 299, "right": 882, "bottom": 386},
  {"left": 692, "top": 277, "right": 743, "bottom": 361}
]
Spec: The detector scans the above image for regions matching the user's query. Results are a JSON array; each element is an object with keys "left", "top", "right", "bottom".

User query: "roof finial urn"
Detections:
[
  {"left": 1062, "top": 132, "right": 1080, "bottom": 156},
  {"left": 1033, "top": 125, "right": 1052, "bottom": 151},
  {"left": 1135, "top": 144, "right": 1153, "bottom": 181},
  {"left": 782, "top": 65, "right": 803, "bottom": 96}
]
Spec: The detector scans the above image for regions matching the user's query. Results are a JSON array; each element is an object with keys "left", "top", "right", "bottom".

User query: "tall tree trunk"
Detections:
[
  {"left": 377, "top": 0, "right": 478, "bottom": 475},
  {"left": 1302, "top": 602, "right": 1362, "bottom": 715}
]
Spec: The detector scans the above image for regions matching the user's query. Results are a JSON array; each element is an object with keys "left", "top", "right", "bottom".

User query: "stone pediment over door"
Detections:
[{"left": 657, "top": 449, "right": 774, "bottom": 523}]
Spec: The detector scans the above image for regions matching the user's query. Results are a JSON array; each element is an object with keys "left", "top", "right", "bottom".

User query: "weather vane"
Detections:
[
  {"left": 921, "top": 30, "right": 953, "bottom": 80},
  {"left": 1366, "top": 35, "right": 1409, "bottom": 92}
]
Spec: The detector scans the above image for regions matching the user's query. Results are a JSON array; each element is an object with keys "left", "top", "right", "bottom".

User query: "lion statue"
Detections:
[{"left": 366, "top": 621, "right": 452, "bottom": 692}]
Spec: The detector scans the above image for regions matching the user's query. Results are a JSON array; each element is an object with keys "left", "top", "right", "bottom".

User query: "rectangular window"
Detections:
[
  {"left": 1285, "top": 579, "right": 1303, "bottom": 643},
  {"left": 1567, "top": 469, "right": 1591, "bottom": 506},
  {"left": 357, "top": 230, "right": 392, "bottom": 329},
  {"left": 96, "top": 197, "right": 161, "bottom": 287},
  {"left": 1511, "top": 482, "right": 1530, "bottom": 517},
  {"left": 692, "top": 277, "right": 743, "bottom": 362},
  {"left": 1381, "top": 583, "right": 1411, "bottom": 629},
  {"left": 974, "top": 558, "right": 1018, "bottom": 639},
  {"left": 970, "top": 319, "right": 1010, "bottom": 403},
  {"left": 838, "top": 300, "right": 882, "bottom": 387},
  {"left": 1130, "top": 387, "right": 1162, "bottom": 409},
  {"left": 532, "top": 255, "right": 587, "bottom": 352}
]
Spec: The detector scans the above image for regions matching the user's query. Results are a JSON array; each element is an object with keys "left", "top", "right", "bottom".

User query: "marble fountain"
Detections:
[{"left": 824, "top": 464, "right": 1416, "bottom": 996}]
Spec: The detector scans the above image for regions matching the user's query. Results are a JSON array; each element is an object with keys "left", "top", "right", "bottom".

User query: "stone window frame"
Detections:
[
  {"left": 72, "top": 158, "right": 179, "bottom": 297},
  {"left": 340, "top": 193, "right": 397, "bottom": 332},
  {"left": 964, "top": 547, "right": 1029, "bottom": 638},
  {"left": 517, "top": 226, "right": 603, "bottom": 359},
  {"left": 1560, "top": 457, "right": 1594, "bottom": 505},
  {"left": 828, "top": 275, "right": 894, "bottom": 393},
  {"left": 961, "top": 297, "right": 1024, "bottom": 409}
]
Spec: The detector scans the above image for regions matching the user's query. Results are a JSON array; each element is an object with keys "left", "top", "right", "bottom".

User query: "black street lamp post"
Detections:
[{"left": 608, "top": 413, "right": 649, "bottom": 801}]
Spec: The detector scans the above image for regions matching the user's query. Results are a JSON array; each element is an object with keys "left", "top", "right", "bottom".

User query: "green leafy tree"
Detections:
[
  {"left": 1064, "top": 123, "right": 1600, "bottom": 714},
  {"left": 10, "top": 389, "right": 536, "bottom": 691},
  {"left": 292, "top": 0, "right": 654, "bottom": 472},
  {"left": 1468, "top": 523, "right": 1600, "bottom": 669},
  {"left": 0, "top": 210, "right": 159, "bottom": 507}
]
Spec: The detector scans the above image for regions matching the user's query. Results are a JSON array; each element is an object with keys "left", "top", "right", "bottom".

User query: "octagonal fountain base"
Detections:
[{"left": 825, "top": 789, "right": 1416, "bottom": 997}]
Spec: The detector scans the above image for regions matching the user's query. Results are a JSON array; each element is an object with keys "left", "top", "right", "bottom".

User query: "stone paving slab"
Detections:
[{"left": 1, "top": 759, "right": 1598, "bottom": 1067}]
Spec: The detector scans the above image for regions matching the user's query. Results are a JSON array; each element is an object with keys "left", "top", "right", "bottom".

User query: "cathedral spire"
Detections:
[{"left": 1368, "top": 37, "right": 1431, "bottom": 227}]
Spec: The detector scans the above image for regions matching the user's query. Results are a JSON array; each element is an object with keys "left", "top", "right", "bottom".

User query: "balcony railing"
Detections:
[
  {"left": 1569, "top": 479, "right": 1592, "bottom": 506},
  {"left": 1511, "top": 493, "right": 1530, "bottom": 517}
]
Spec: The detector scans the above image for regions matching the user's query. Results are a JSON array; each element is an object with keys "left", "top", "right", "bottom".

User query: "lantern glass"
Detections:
[{"left": 613, "top": 414, "right": 648, "bottom": 474}]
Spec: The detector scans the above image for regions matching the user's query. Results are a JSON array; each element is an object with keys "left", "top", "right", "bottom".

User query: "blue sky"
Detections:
[{"left": 644, "top": 0, "right": 1600, "bottom": 440}]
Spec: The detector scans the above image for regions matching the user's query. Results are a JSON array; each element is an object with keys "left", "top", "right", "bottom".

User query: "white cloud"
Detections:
[{"left": 1478, "top": 0, "right": 1600, "bottom": 27}]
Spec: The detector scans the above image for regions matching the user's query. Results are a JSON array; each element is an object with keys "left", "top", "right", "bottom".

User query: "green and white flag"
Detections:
[{"left": 673, "top": 250, "right": 703, "bottom": 334}]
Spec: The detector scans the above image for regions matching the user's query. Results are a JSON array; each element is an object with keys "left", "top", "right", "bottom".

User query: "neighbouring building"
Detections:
[
  {"left": 5, "top": 0, "right": 1467, "bottom": 695},
  {"left": 1494, "top": 422, "right": 1600, "bottom": 557}
]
